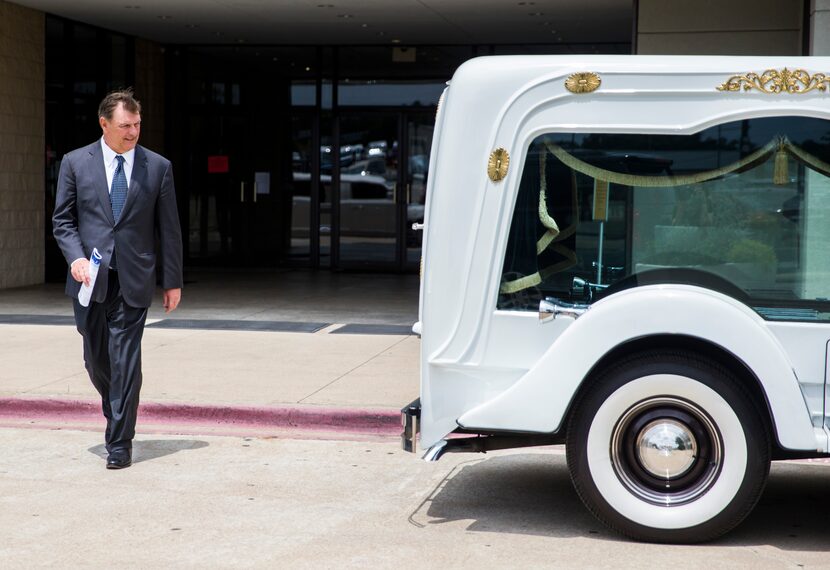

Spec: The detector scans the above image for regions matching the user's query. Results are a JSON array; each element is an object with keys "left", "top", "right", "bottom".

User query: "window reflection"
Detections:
[{"left": 499, "top": 117, "right": 830, "bottom": 321}]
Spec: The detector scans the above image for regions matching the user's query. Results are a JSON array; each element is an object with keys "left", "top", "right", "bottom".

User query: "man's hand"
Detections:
[
  {"left": 163, "top": 288, "right": 181, "bottom": 313},
  {"left": 70, "top": 258, "right": 91, "bottom": 285}
]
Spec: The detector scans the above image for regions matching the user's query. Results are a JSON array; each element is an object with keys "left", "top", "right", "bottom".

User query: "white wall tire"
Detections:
[{"left": 566, "top": 351, "right": 770, "bottom": 543}]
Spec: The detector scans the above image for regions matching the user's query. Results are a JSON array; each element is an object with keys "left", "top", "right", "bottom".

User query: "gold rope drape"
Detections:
[
  {"left": 501, "top": 151, "right": 578, "bottom": 294},
  {"left": 500, "top": 136, "right": 830, "bottom": 295},
  {"left": 544, "top": 138, "right": 779, "bottom": 188}
]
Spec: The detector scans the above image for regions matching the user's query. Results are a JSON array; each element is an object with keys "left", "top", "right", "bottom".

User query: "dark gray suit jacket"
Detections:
[{"left": 52, "top": 140, "right": 183, "bottom": 308}]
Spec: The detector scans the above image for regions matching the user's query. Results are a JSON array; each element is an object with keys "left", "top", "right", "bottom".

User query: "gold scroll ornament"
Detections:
[
  {"left": 717, "top": 68, "right": 829, "bottom": 94},
  {"left": 488, "top": 148, "right": 510, "bottom": 182},
  {"left": 565, "top": 72, "right": 601, "bottom": 94}
]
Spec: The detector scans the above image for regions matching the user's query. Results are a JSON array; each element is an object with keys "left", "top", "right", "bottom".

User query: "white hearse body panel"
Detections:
[
  {"left": 419, "top": 55, "right": 830, "bottom": 453},
  {"left": 457, "top": 284, "right": 815, "bottom": 448}
]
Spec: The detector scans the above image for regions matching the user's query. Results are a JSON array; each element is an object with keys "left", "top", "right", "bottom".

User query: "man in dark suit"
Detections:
[{"left": 52, "top": 89, "right": 183, "bottom": 469}]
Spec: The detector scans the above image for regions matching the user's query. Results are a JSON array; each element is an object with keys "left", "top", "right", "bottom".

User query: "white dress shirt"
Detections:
[{"left": 100, "top": 137, "right": 135, "bottom": 191}]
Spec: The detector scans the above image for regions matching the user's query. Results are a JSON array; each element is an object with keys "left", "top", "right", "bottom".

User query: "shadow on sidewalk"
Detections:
[{"left": 88, "top": 439, "right": 209, "bottom": 463}]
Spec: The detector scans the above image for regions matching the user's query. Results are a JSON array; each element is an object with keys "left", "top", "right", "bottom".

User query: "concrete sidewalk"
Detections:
[
  {"left": 0, "top": 271, "right": 421, "bottom": 437},
  {"left": 0, "top": 323, "right": 418, "bottom": 436}
]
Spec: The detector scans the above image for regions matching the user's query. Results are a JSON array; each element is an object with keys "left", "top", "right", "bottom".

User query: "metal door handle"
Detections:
[
  {"left": 240, "top": 181, "right": 245, "bottom": 203},
  {"left": 539, "top": 297, "right": 589, "bottom": 323}
]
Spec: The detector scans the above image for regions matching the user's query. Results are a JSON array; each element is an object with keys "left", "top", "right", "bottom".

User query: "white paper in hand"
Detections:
[{"left": 77, "top": 248, "right": 102, "bottom": 307}]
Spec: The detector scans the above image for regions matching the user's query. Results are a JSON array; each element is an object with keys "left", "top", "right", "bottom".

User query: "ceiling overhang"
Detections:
[{"left": 10, "top": 0, "right": 633, "bottom": 46}]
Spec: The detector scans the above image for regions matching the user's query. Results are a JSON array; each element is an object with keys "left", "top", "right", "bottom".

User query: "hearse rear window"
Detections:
[{"left": 498, "top": 116, "right": 830, "bottom": 321}]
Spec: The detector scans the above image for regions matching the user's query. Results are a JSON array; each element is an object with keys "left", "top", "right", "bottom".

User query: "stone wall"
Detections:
[
  {"left": 0, "top": 1, "right": 44, "bottom": 288},
  {"left": 637, "top": 0, "right": 803, "bottom": 55}
]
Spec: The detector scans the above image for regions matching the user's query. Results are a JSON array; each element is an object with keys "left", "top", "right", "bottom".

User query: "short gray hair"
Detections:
[{"left": 98, "top": 88, "right": 141, "bottom": 120}]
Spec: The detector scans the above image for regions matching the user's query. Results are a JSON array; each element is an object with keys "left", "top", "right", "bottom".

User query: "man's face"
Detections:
[{"left": 100, "top": 103, "right": 140, "bottom": 154}]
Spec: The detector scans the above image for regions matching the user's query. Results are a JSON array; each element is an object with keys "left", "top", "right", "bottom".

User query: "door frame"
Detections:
[{"left": 332, "top": 107, "right": 431, "bottom": 272}]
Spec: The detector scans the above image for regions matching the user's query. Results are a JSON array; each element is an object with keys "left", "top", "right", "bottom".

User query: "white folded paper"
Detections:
[{"left": 77, "top": 248, "right": 102, "bottom": 307}]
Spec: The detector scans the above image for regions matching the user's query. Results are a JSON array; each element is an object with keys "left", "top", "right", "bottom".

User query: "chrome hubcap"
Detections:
[
  {"left": 636, "top": 419, "right": 697, "bottom": 479},
  {"left": 611, "top": 397, "right": 722, "bottom": 506}
]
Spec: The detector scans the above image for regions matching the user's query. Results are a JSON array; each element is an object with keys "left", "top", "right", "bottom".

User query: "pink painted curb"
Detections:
[{"left": 0, "top": 397, "right": 402, "bottom": 436}]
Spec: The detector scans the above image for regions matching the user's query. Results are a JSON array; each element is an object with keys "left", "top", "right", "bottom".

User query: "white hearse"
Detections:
[{"left": 402, "top": 55, "right": 830, "bottom": 543}]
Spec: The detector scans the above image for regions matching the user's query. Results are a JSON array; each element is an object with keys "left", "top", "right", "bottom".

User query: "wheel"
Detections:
[{"left": 566, "top": 351, "right": 770, "bottom": 543}]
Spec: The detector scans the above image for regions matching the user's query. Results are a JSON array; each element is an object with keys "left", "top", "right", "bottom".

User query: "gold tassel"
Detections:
[
  {"left": 593, "top": 179, "right": 609, "bottom": 221},
  {"left": 773, "top": 143, "right": 789, "bottom": 185}
]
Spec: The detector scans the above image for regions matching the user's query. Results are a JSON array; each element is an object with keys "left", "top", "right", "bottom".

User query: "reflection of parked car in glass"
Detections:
[
  {"left": 320, "top": 144, "right": 364, "bottom": 173},
  {"left": 368, "top": 140, "right": 387, "bottom": 157},
  {"left": 291, "top": 170, "right": 425, "bottom": 240},
  {"left": 291, "top": 171, "right": 393, "bottom": 237},
  {"left": 342, "top": 158, "right": 387, "bottom": 176}
]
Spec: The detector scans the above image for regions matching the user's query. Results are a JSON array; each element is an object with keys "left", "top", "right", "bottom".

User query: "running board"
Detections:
[{"left": 422, "top": 434, "right": 559, "bottom": 462}]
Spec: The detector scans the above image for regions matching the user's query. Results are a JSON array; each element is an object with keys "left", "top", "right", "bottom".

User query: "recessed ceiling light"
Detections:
[
  {"left": 272, "top": 57, "right": 278, "bottom": 62},
  {"left": 157, "top": 15, "right": 172, "bottom": 20},
  {"left": 338, "top": 14, "right": 353, "bottom": 18},
  {"left": 236, "top": 38, "right": 245, "bottom": 43},
  {"left": 391, "top": 39, "right": 401, "bottom": 44},
  {"left": 361, "top": 23, "right": 369, "bottom": 28},
  {"left": 305, "top": 66, "right": 312, "bottom": 71}
]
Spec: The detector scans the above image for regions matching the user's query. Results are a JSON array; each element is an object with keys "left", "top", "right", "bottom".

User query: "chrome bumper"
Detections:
[{"left": 401, "top": 398, "right": 421, "bottom": 453}]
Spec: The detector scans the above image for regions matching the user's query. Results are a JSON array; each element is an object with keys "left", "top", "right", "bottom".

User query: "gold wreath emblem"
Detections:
[
  {"left": 565, "top": 72, "right": 601, "bottom": 94},
  {"left": 487, "top": 148, "right": 510, "bottom": 182},
  {"left": 717, "top": 68, "right": 829, "bottom": 94}
]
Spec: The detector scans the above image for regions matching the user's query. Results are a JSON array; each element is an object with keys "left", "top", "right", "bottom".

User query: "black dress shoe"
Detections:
[{"left": 106, "top": 449, "right": 132, "bottom": 470}]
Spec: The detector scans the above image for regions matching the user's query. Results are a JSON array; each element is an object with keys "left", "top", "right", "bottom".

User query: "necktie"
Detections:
[{"left": 111, "top": 155, "right": 128, "bottom": 223}]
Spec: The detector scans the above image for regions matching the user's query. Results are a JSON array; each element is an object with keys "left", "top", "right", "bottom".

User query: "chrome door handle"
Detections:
[
  {"left": 539, "top": 297, "right": 589, "bottom": 323},
  {"left": 411, "top": 223, "right": 424, "bottom": 231}
]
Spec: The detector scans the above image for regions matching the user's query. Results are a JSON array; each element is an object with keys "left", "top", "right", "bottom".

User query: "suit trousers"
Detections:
[{"left": 73, "top": 270, "right": 148, "bottom": 452}]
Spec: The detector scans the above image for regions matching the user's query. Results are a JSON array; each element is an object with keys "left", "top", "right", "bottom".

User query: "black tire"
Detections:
[{"left": 566, "top": 350, "right": 770, "bottom": 543}]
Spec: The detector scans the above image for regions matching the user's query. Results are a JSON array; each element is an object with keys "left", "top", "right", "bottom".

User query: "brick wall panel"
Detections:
[{"left": 0, "top": 0, "right": 44, "bottom": 288}]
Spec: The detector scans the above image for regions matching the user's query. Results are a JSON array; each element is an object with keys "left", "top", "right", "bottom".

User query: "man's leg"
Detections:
[
  {"left": 104, "top": 272, "right": 148, "bottom": 454},
  {"left": 73, "top": 295, "right": 113, "bottom": 451}
]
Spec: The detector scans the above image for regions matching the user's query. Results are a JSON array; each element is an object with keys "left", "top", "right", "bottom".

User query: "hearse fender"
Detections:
[{"left": 457, "top": 284, "right": 818, "bottom": 451}]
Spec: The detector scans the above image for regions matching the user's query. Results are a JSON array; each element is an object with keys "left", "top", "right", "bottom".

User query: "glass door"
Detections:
[
  {"left": 187, "top": 111, "right": 248, "bottom": 263},
  {"left": 180, "top": 48, "right": 293, "bottom": 267},
  {"left": 336, "top": 112, "right": 401, "bottom": 268},
  {"left": 333, "top": 110, "right": 434, "bottom": 271},
  {"left": 403, "top": 112, "right": 434, "bottom": 271}
]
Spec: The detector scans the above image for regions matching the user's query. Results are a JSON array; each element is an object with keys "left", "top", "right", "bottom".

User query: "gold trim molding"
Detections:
[
  {"left": 565, "top": 72, "right": 601, "bottom": 94},
  {"left": 717, "top": 68, "right": 829, "bottom": 94},
  {"left": 487, "top": 148, "right": 510, "bottom": 182}
]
